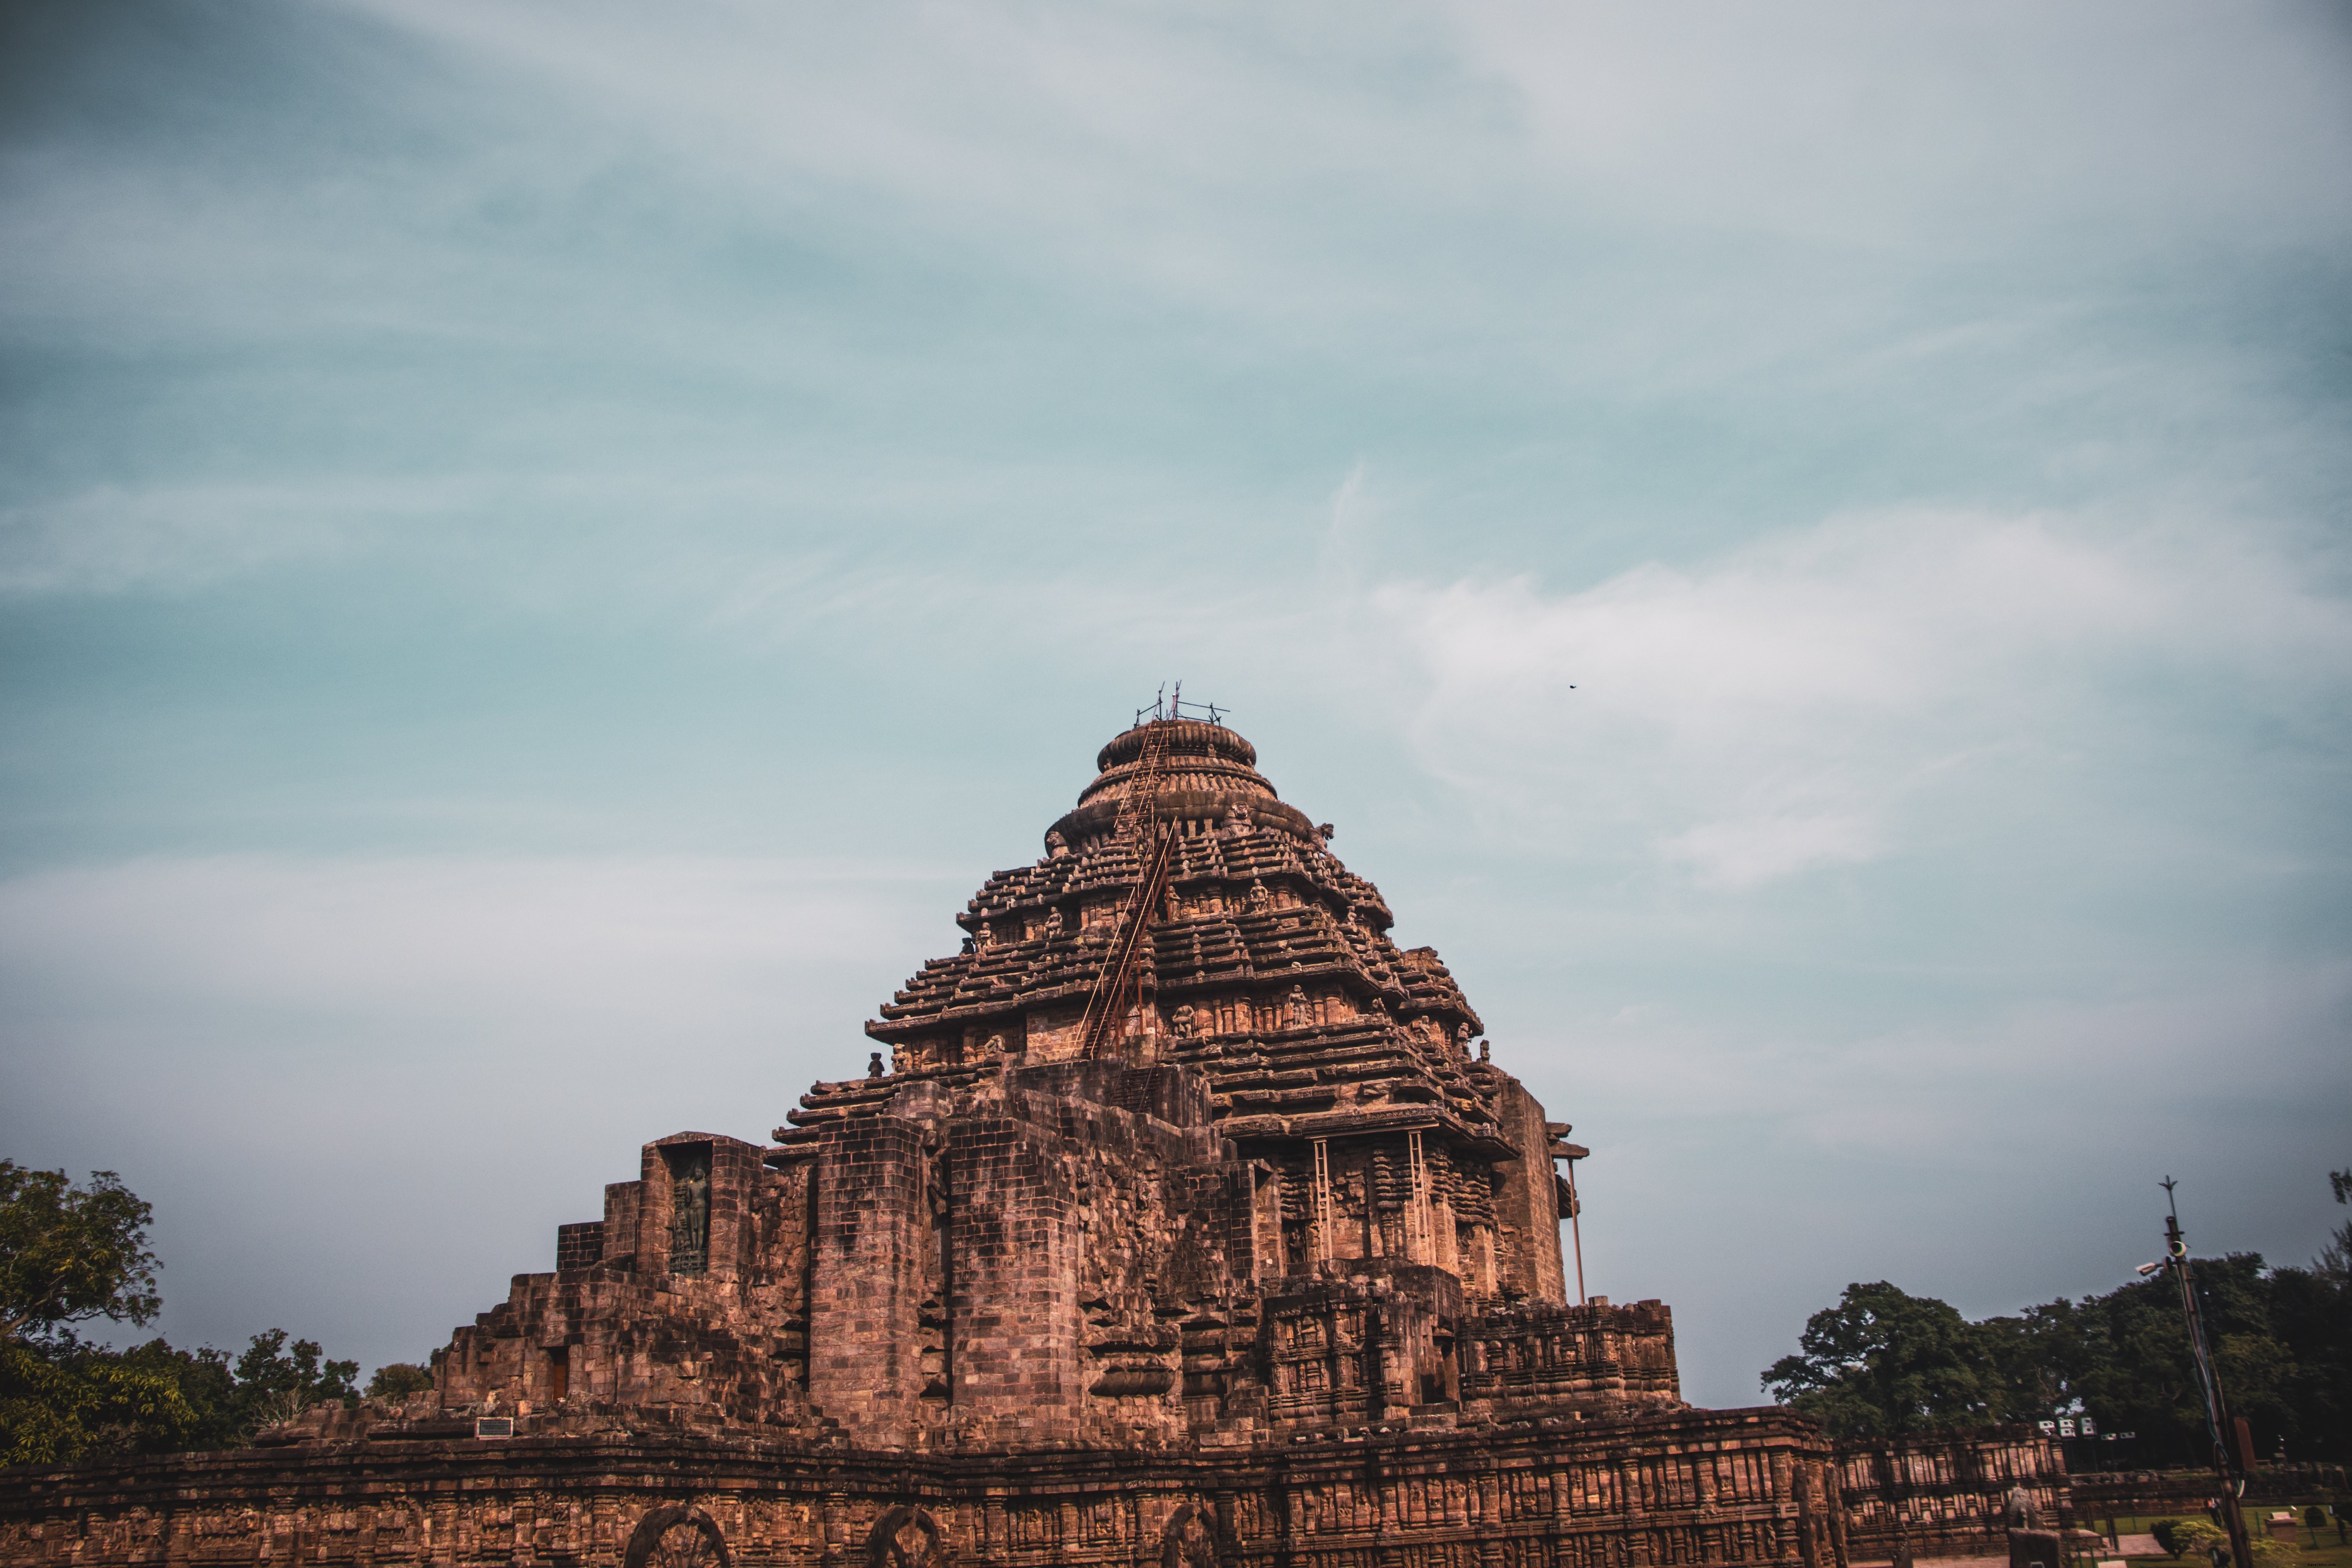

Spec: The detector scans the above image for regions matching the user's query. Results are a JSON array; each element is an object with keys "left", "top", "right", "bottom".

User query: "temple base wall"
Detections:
[
  {"left": 0, "top": 1408, "right": 1849, "bottom": 1568},
  {"left": 1834, "top": 1430, "right": 2071, "bottom": 1562}
]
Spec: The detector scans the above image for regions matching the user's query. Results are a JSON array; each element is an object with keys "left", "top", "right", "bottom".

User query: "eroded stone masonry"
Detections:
[{"left": 1, "top": 719, "right": 2068, "bottom": 1568}]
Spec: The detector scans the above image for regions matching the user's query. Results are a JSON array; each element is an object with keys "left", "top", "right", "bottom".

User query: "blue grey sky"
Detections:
[{"left": 2, "top": 1, "right": 2348, "bottom": 1408}]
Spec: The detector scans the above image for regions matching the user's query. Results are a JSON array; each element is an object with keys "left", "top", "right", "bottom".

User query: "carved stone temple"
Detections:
[{"left": 0, "top": 717, "right": 2069, "bottom": 1568}]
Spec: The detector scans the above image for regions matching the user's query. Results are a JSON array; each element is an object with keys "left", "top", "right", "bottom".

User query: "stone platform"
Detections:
[
  {"left": 0, "top": 1408, "right": 1847, "bottom": 1568},
  {"left": 0, "top": 714, "right": 2069, "bottom": 1568}
]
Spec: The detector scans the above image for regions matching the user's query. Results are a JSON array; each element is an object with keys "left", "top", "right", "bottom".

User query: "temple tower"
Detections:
[{"left": 813, "top": 715, "right": 1570, "bottom": 1307}]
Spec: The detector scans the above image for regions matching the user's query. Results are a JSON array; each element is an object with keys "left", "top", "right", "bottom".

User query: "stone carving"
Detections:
[
  {"left": 1161, "top": 1503, "right": 1217, "bottom": 1568},
  {"left": 867, "top": 1507, "right": 948, "bottom": 1568},
  {"left": 0, "top": 715, "right": 2011, "bottom": 1568},
  {"left": 668, "top": 1149, "right": 710, "bottom": 1276},
  {"left": 624, "top": 1508, "right": 731, "bottom": 1568}
]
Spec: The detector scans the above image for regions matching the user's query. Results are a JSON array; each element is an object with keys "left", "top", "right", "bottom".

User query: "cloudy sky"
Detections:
[{"left": 3, "top": 1, "right": 2348, "bottom": 1409}]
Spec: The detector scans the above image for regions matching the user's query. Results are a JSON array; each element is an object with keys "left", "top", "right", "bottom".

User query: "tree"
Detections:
[
  {"left": 2318, "top": 1168, "right": 2352, "bottom": 1283},
  {"left": 0, "top": 1161, "right": 388, "bottom": 1461},
  {"left": 0, "top": 1163, "right": 190, "bottom": 1464},
  {"left": 0, "top": 1163, "right": 161, "bottom": 1344},
  {"left": 1762, "top": 1281, "right": 1996, "bottom": 1440},
  {"left": 1764, "top": 1177, "right": 2352, "bottom": 1463},
  {"left": 232, "top": 1330, "right": 358, "bottom": 1428},
  {"left": 0, "top": 1334, "right": 196, "bottom": 1465},
  {"left": 366, "top": 1363, "right": 434, "bottom": 1400}
]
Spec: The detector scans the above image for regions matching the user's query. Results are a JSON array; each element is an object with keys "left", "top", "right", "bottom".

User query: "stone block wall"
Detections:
[
  {"left": 1461, "top": 1298, "right": 1684, "bottom": 1421},
  {"left": 1835, "top": 1428, "right": 2070, "bottom": 1561},
  {"left": 0, "top": 1407, "right": 1853, "bottom": 1568}
]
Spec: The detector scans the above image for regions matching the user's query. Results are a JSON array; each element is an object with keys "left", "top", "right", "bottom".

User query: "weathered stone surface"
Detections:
[
  {"left": 0, "top": 716, "right": 2068, "bottom": 1567},
  {"left": 1835, "top": 1430, "right": 2073, "bottom": 1561},
  {"left": 0, "top": 1410, "right": 1851, "bottom": 1568}
]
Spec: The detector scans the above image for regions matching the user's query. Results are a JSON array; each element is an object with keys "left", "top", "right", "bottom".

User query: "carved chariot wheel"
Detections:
[{"left": 624, "top": 1507, "right": 731, "bottom": 1568}]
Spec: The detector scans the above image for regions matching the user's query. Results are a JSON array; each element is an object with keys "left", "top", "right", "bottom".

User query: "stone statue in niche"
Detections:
[
  {"left": 976, "top": 921, "right": 994, "bottom": 947},
  {"left": 1249, "top": 879, "right": 1270, "bottom": 911},
  {"left": 1045, "top": 829, "right": 1069, "bottom": 860},
  {"left": 868, "top": 1051, "right": 885, "bottom": 1079},
  {"left": 668, "top": 1151, "right": 711, "bottom": 1277},
  {"left": 1287, "top": 984, "right": 1311, "bottom": 1029},
  {"left": 1455, "top": 1022, "right": 1472, "bottom": 1055},
  {"left": 1171, "top": 1004, "right": 1195, "bottom": 1038}
]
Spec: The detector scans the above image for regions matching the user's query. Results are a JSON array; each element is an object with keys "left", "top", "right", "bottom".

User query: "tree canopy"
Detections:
[
  {"left": 1764, "top": 1205, "right": 2352, "bottom": 1462},
  {"left": 0, "top": 1162, "right": 162, "bottom": 1344},
  {"left": 1764, "top": 1281, "right": 1997, "bottom": 1438},
  {"left": 0, "top": 1161, "right": 417, "bottom": 1465}
]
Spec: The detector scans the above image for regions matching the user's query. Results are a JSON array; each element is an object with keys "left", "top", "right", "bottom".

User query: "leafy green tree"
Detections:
[
  {"left": 0, "top": 1161, "right": 388, "bottom": 1461},
  {"left": 2319, "top": 1168, "right": 2352, "bottom": 1283},
  {"left": 1762, "top": 1281, "right": 1997, "bottom": 1439},
  {"left": 232, "top": 1329, "right": 358, "bottom": 1429},
  {"left": 1764, "top": 1172, "right": 2352, "bottom": 1462},
  {"left": 0, "top": 1163, "right": 161, "bottom": 1344},
  {"left": 114, "top": 1338, "right": 243, "bottom": 1451},
  {"left": 0, "top": 1163, "right": 192, "bottom": 1463},
  {"left": 0, "top": 1334, "right": 196, "bottom": 1465},
  {"left": 2150, "top": 1520, "right": 2189, "bottom": 1559},
  {"left": 366, "top": 1363, "right": 434, "bottom": 1400}
]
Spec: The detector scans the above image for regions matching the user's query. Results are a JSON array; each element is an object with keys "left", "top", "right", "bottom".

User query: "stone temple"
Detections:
[{"left": 0, "top": 715, "right": 2069, "bottom": 1568}]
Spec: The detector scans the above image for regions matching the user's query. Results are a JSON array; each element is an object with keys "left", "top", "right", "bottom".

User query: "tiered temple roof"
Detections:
[{"left": 783, "top": 717, "right": 1513, "bottom": 1160}]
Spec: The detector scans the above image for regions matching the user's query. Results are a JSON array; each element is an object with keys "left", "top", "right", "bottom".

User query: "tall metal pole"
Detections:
[
  {"left": 1566, "top": 1154, "right": 1587, "bottom": 1306},
  {"left": 2161, "top": 1178, "right": 2256, "bottom": 1568}
]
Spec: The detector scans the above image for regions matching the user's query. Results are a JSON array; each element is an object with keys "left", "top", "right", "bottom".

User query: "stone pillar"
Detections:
[
  {"left": 806, "top": 1118, "right": 928, "bottom": 1444},
  {"left": 1486, "top": 1076, "right": 1568, "bottom": 1304},
  {"left": 947, "top": 1113, "right": 1085, "bottom": 1443}
]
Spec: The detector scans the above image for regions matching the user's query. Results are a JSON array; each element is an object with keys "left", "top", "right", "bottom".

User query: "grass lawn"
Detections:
[{"left": 2084, "top": 1512, "right": 2350, "bottom": 1568}]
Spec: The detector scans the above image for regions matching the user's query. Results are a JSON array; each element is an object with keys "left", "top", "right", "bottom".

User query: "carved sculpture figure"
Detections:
[{"left": 669, "top": 1153, "right": 710, "bottom": 1275}]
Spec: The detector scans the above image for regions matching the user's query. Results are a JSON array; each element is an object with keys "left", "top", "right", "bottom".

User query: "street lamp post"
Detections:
[{"left": 2155, "top": 1179, "right": 2257, "bottom": 1568}]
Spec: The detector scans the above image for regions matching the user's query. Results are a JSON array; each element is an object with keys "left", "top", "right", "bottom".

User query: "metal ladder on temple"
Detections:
[{"left": 1076, "top": 719, "right": 1178, "bottom": 1060}]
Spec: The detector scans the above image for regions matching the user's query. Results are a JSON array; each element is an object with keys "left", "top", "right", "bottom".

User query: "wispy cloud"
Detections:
[
  {"left": 1362, "top": 506, "right": 2352, "bottom": 884},
  {"left": 2, "top": 0, "right": 2346, "bottom": 1407}
]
